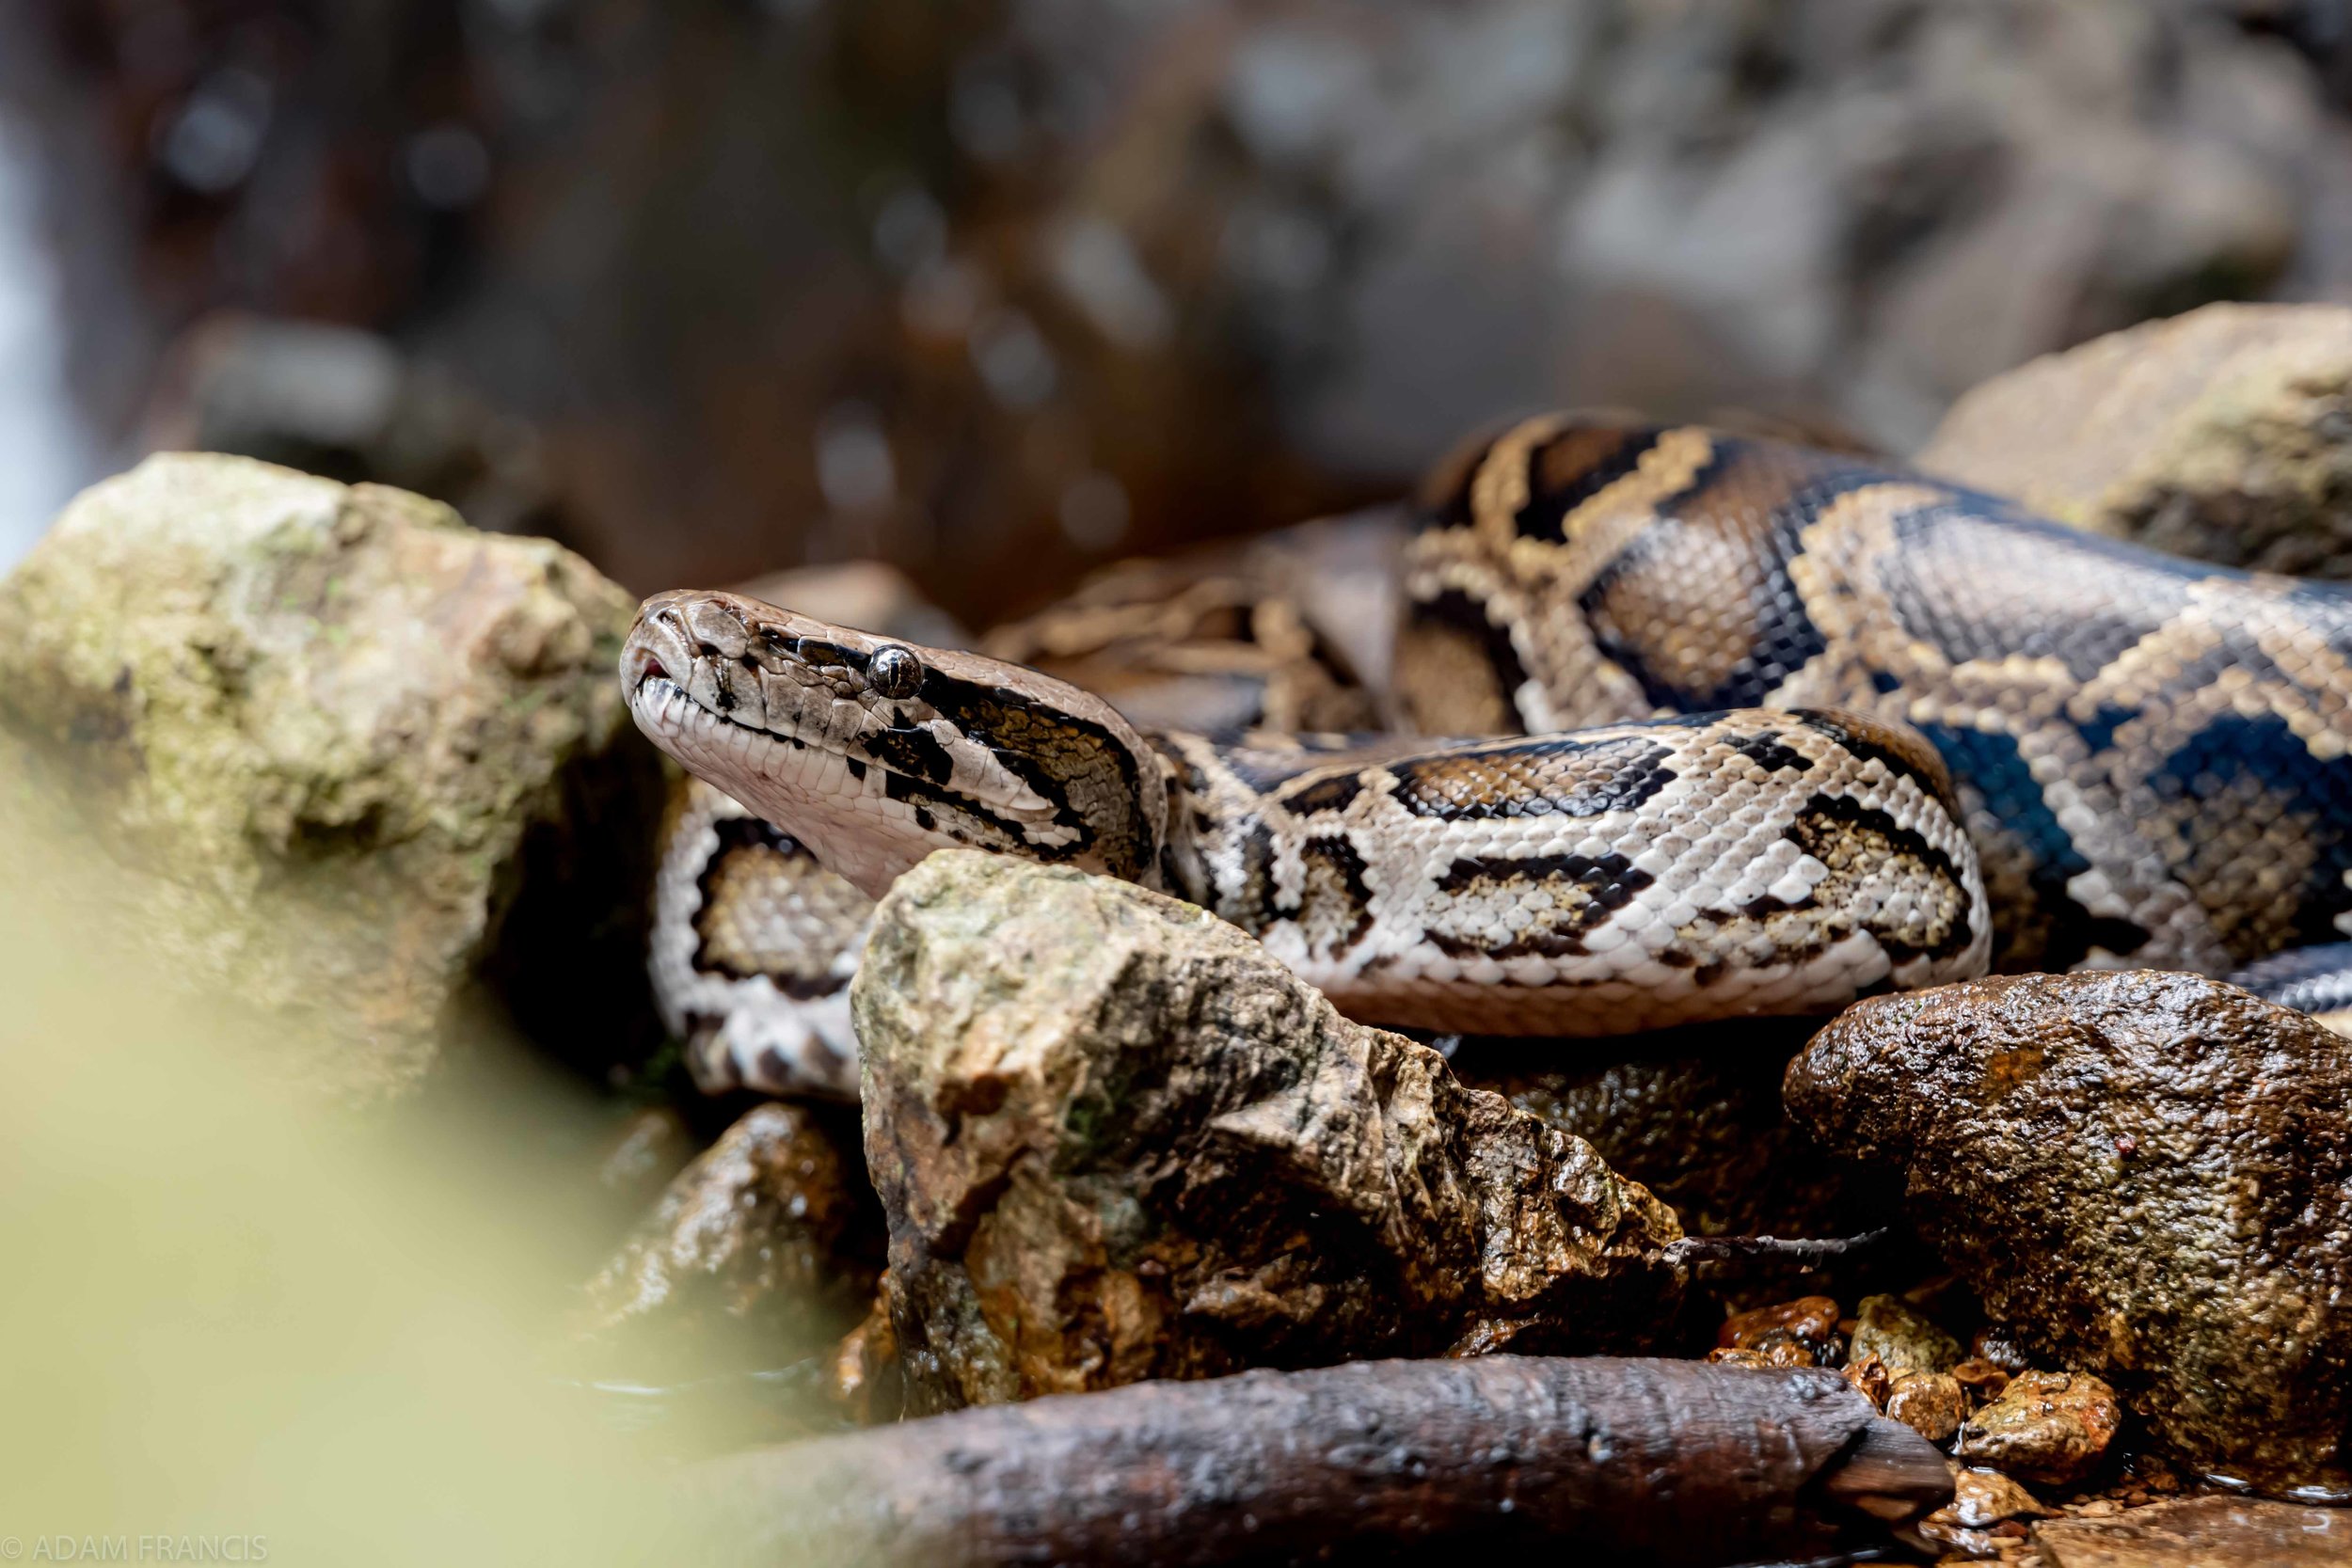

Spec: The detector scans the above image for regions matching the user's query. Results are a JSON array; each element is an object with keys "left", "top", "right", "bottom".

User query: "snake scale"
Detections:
[{"left": 625, "top": 415, "right": 2352, "bottom": 1099}]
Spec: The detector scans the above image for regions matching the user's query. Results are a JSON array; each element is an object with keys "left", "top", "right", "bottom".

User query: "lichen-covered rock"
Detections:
[
  {"left": 853, "top": 850, "right": 1685, "bottom": 1413},
  {"left": 1919, "top": 303, "right": 2352, "bottom": 576},
  {"left": 2034, "top": 1494, "right": 2352, "bottom": 1567},
  {"left": 1851, "top": 1293, "right": 1963, "bottom": 1375},
  {"left": 1785, "top": 971, "right": 2352, "bottom": 1490},
  {"left": 580, "top": 1102, "right": 882, "bottom": 1375},
  {"left": 0, "top": 454, "right": 661, "bottom": 1096}
]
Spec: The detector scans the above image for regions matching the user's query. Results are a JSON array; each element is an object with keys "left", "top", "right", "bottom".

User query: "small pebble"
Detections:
[
  {"left": 1843, "top": 1354, "right": 1893, "bottom": 1409},
  {"left": 1952, "top": 1358, "right": 2012, "bottom": 1403},
  {"left": 1717, "top": 1295, "right": 1841, "bottom": 1362},
  {"left": 1887, "top": 1370, "right": 1968, "bottom": 1445}
]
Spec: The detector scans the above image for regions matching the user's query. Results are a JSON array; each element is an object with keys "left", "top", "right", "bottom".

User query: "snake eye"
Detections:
[{"left": 869, "top": 643, "right": 924, "bottom": 700}]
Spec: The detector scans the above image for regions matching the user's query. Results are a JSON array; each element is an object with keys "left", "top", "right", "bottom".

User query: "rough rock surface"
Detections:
[
  {"left": 1920, "top": 304, "right": 2352, "bottom": 576},
  {"left": 580, "top": 1102, "right": 882, "bottom": 1375},
  {"left": 2034, "top": 1494, "right": 2352, "bottom": 1566},
  {"left": 1786, "top": 971, "right": 2352, "bottom": 1490},
  {"left": 1883, "top": 1371, "right": 1965, "bottom": 1447},
  {"left": 1954, "top": 1370, "right": 2123, "bottom": 1489},
  {"left": 1850, "top": 1292, "right": 1963, "bottom": 1374},
  {"left": 0, "top": 454, "right": 660, "bottom": 1096},
  {"left": 1459, "top": 1022, "right": 1848, "bottom": 1240},
  {"left": 1715, "top": 1295, "right": 1843, "bottom": 1368},
  {"left": 853, "top": 850, "right": 1685, "bottom": 1412}
]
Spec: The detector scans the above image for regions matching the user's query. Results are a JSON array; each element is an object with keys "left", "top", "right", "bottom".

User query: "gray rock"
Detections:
[
  {"left": 852, "top": 850, "right": 1686, "bottom": 1412},
  {"left": 1919, "top": 303, "right": 2352, "bottom": 577},
  {"left": 1786, "top": 971, "right": 2352, "bottom": 1491},
  {"left": 0, "top": 455, "right": 660, "bottom": 1097}
]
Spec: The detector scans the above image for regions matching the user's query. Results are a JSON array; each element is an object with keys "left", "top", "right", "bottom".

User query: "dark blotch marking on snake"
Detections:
[
  {"left": 691, "top": 817, "right": 851, "bottom": 997},
  {"left": 1915, "top": 721, "right": 2148, "bottom": 968},
  {"left": 1511, "top": 425, "right": 1661, "bottom": 543},
  {"left": 1296, "top": 835, "right": 1378, "bottom": 957},
  {"left": 1411, "top": 587, "right": 1532, "bottom": 722},
  {"left": 1428, "top": 851, "right": 1656, "bottom": 960},
  {"left": 1389, "top": 736, "right": 1676, "bottom": 821},
  {"left": 866, "top": 722, "right": 956, "bottom": 784},
  {"left": 1281, "top": 770, "right": 1365, "bottom": 817},
  {"left": 2153, "top": 711, "right": 2352, "bottom": 956},
  {"left": 1778, "top": 791, "right": 1976, "bottom": 964},
  {"left": 1728, "top": 731, "right": 1814, "bottom": 777}
]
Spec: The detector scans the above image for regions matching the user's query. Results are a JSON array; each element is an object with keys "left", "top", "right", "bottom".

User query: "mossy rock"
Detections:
[{"left": 0, "top": 454, "right": 664, "bottom": 1097}]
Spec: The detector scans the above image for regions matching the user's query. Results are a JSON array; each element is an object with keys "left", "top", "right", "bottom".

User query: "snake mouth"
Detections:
[{"left": 628, "top": 645, "right": 676, "bottom": 694}]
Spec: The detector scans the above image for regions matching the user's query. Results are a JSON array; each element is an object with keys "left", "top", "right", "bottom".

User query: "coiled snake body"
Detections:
[{"left": 625, "top": 417, "right": 2352, "bottom": 1098}]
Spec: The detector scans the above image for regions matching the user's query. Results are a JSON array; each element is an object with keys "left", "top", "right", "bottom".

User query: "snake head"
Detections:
[{"left": 623, "top": 590, "right": 1168, "bottom": 898}]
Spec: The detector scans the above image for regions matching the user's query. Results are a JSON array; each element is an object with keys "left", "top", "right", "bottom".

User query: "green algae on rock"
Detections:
[
  {"left": 851, "top": 850, "right": 1686, "bottom": 1413},
  {"left": 0, "top": 453, "right": 660, "bottom": 1097}
]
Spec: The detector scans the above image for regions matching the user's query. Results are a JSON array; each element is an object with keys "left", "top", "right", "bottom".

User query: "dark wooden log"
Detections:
[{"left": 675, "top": 1355, "right": 1952, "bottom": 1567}]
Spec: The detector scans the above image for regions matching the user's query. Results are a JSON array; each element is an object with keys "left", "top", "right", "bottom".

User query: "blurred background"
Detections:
[
  {"left": 6, "top": 0, "right": 2352, "bottom": 621},
  {"left": 7, "top": 4, "right": 2352, "bottom": 1553}
]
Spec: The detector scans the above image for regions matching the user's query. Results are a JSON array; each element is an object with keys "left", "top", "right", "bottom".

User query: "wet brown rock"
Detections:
[
  {"left": 580, "top": 1103, "right": 882, "bottom": 1377},
  {"left": 1844, "top": 1354, "right": 1893, "bottom": 1409},
  {"left": 1915, "top": 1465, "right": 2052, "bottom": 1560},
  {"left": 1718, "top": 1296, "right": 1842, "bottom": 1368},
  {"left": 1886, "top": 1371, "right": 1968, "bottom": 1447},
  {"left": 853, "top": 851, "right": 1685, "bottom": 1413},
  {"left": 1851, "top": 1293, "right": 1964, "bottom": 1374},
  {"left": 1920, "top": 303, "right": 2352, "bottom": 577},
  {"left": 0, "top": 455, "right": 660, "bottom": 1096},
  {"left": 1952, "top": 1359, "right": 2014, "bottom": 1405},
  {"left": 594, "top": 1105, "right": 698, "bottom": 1211},
  {"left": 827, "top": 1300, "right": 902, "bottom": 1427},
  {"left": 1786, "top": 971, "right": 2352, "bottom": 1490},
  {"left": 2033, "top": 1494, "right": 2352, "bottom": 1567},
  {"left": 1954, "top": 1371, "right": 2123, "bottom": 1490}
]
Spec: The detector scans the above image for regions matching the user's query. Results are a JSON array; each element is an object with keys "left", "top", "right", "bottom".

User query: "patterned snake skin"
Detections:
[
  {"left": 627, "top": 591, "right": 1985, "bottom": 1053},
  {"left": 632, "top": 416, "right": 2352, "bottom": 1098},
  {"left": 1400, "top": 417, "right": 2352, "bottom": 975}
]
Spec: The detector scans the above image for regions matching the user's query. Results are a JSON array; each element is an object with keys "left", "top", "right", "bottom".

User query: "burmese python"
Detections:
[{"left": 628, "top": 416, "right": 2352, "bottom": 1099}]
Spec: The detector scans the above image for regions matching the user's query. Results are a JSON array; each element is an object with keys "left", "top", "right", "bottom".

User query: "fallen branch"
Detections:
[
  {"left": 675, "top": 1355, "right": 1951, "bottom": 1567},
  {"left": 1662, "top": 1227, "right": 1894, "bottom": 1267}
]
